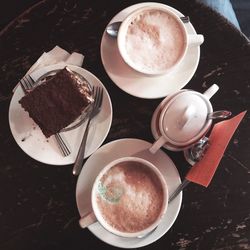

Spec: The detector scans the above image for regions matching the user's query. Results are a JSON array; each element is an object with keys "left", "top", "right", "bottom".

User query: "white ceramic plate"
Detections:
[
  {"left": 76, "top": 138, "right": 182, "bottom": 248},
  {"left": 9, "top": 63, "right": 113, "bottom": 165},
  {"left": 100, "top": 2, "right": 201, "bottom": 99}
]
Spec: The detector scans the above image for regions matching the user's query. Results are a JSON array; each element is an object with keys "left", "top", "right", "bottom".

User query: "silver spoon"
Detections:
[
  {"left": 170, "top": 136, "right": 210, "bottom": 203},
  {"left": 106, "top": 21, "right": 121, "bottom": 37},
  {"left": 137, "top": 226, "right": 158, "bottom": 238},
  {"left": 183, "top": 111, "right": 231, "bottom": 165},
  {"left": 207, "top": 110, "right": 232, "bottom": 120},
  {"left": 106, "top": 16, "right": 190, "bottom": 37}
]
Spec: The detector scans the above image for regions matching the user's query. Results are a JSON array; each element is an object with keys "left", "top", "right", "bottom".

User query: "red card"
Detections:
[{"left": 186, "top": 111, "right": 247, "bottom": 187}]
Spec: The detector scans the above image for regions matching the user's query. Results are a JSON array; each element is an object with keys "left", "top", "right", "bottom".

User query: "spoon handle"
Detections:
[
  {"left": 168, "top": 179, "right": 190, "bottom": 203},
  {"left": 180, "top": 16, "right": 190, "bottom": 23},
  {"left": 208, "top": 110, "right": 232, "bottom": 120}
]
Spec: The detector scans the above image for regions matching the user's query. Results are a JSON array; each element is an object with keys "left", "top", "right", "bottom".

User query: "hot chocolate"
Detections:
[
  {"left": 96, "top": 161, "right": 164, "bottom": 233},
  {"left": 124, "top": 9, "right": 186, "bottom": 74}
]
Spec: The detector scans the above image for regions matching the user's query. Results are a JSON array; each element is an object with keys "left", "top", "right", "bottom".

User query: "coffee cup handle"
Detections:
[
  {"left": 79, "top": 211, "right": 97, "bottom": 228},
  {"left": 187, "top": 34, "right": 204, "bottom": 46},
  {"left": 203, "top": 84, "right": 219, "bottom": 100},
  {"left": 149, "top": 136, "right": 166, "bottom": 154}
]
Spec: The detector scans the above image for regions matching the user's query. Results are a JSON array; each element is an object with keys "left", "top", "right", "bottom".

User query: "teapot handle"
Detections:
[
  {"left": 203, "top": 84, "right": 219, "bottom": 100},
  {"left": 149, "top": 136, "right": 167, "bottom": 154},
  {"left": 79, "top": 211, "right": 97, "bottom": 228}
]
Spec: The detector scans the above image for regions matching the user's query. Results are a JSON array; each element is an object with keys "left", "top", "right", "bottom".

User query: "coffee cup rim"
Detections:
[
  {"left": 117, "top": 5, "right": 188, "bottom": 76},
  {"left": 91, "top": 156, "right": 168, "bottom": 238}
]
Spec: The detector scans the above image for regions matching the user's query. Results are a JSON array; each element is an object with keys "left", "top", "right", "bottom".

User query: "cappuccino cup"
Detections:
[
  {"left": 117, "top": 5, "right": 204, "bottom": 76},
  {"left": 79, "top": 157, "right": 168, "bottom": 238}
]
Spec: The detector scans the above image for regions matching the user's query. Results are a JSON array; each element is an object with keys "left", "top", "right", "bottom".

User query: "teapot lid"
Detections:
[{"left": 161, "top": 91, "right": 212, "bottom": 146}]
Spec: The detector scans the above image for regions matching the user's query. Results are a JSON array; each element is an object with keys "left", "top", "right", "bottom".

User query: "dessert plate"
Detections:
[
  {"left": 100, "top": 2, "right": 201, "bottom": 99},
  {"left": 9, "top": 63, "right": 113, "bottom": 165},
  {"left": 76, "top": 138, "right": 182, "bottom": 248}
]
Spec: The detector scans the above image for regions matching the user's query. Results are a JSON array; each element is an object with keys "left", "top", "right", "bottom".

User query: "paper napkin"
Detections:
[
  {"left": 13, "top": 45, "right": 84, "bottom": 92},
  {"left": 27, "top": 45, "right": 84, "bottom": 74},
  {"left": 186, "top": 111, "right": 247, "bottom": 187}
]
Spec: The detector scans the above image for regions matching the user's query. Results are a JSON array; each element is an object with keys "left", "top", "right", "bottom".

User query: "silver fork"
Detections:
[
  {"left": 73, "top": 86, "right": 104, "bottom": 175},
  {"left": 19, "top": 75, "right": 71, "bottom": 157}
]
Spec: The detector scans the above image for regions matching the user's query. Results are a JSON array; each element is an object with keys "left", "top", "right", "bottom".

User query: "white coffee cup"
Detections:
[
  {"left": 149, "top": 84, "right": 219, "bottom": 153},
  {"left": 79, "top": 156, "right": 168, "bottom": 238},
  {"left": 117, "top": 5, "right": 204, "bottom": 76}
]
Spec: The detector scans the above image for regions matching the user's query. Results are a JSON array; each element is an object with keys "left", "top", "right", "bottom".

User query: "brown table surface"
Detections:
[{"left": 0, "top": 0, "right": 249, "bottom": 249}]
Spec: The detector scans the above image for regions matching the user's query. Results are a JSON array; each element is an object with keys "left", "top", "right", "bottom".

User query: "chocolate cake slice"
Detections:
[{"left": 19, "top": 67, "right": 94, "bottom": 137}]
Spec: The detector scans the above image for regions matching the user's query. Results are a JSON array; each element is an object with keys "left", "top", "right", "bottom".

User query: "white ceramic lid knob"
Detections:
[
  {"left": 177, "top": 105, "right": 196, "bottom": 129},
  {"left": 161, "top": 92, "right": 212, "bottom": 146}
]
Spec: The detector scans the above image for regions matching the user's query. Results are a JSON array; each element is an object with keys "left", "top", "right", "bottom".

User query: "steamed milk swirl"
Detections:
[
  {"left": 125, "top": 9, "right": 186, "bottom": 73},
  {"left": 96, "top": 161, "right": 164, "bottom": 233}
]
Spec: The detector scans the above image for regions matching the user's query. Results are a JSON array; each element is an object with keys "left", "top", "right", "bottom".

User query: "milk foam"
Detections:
[
  {"left": 125, "top": 9, "right": 186, "bottom": 73},
  {"left": 96, "top": 162, "right": 164, "bottom": 233}
]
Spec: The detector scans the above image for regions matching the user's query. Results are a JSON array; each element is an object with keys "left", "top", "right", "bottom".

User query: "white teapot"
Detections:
[{"left": 150, "top": 84, "right": 220, "bottom": 153}]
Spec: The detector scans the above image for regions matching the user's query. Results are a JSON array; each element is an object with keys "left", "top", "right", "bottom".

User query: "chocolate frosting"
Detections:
[{"left": 19, "top": 67, "right": 93, "bottom": 137}]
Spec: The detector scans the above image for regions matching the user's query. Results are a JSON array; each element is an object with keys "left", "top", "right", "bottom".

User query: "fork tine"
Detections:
[
  {"left": 92, "top": 87, "right": 103, "bottom": 112},
  {"left": 24, "top": 75, "right": 33, "bottom": 89},
  {"left": 91, "top": 86, "right": 96, "bottom": 107},
  {"left": 19, "top": 75, "right": 35, "bottom": 92},
  {"left": 55, "top": 133, "right": 71, "bottom": 156},
  {"left": 27, "top": 75, "right": 35, "bottom": 88},
  {"left": 91, "top": 86, "right": 95, "bottom": 97},
  {"left": 92, "top": 87, "right": 99, "bottom": 109},
  {"left": 98, "top": 88, "right": 104, "bottom": 109},
  {"left": 20, "top": 78, "right": 28, "bottom": 92},
  {"left": 27, "top": 74, "right": 35, "bottom": 84},
  {"left": 22, "top": 76, "right": 29, "bottom": 89},
  {"left": 94, "top": 87, "right": 101, "bottom": 109}
]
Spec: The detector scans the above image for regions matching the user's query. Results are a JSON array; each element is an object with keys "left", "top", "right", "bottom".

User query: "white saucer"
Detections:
[
  {"left": 8, "top": 63, "right": 113, "bottom": 166},
  {"left": 76, "top": 138, "right": 182, "bottom": 248},
  {"left": 100, "top": 2, "right": 201, "bottom": 99}
]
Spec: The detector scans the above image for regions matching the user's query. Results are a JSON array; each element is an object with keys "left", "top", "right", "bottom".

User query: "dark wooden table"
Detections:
[{"left": 0, "top": 0, "right": 249, "bottom": 249}]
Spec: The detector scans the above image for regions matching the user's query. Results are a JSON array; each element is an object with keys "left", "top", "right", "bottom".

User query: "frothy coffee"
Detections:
[
  {"left": 96, "top": 161, "right": 164, "bottom": 233},
  {"left": 124, "top": 9, "right": 186, "bottom": 74}
]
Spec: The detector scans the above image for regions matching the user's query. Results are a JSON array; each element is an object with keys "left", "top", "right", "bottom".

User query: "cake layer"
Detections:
[{"left": 19, "top": 67, "right": 93, "bottom": 137}]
